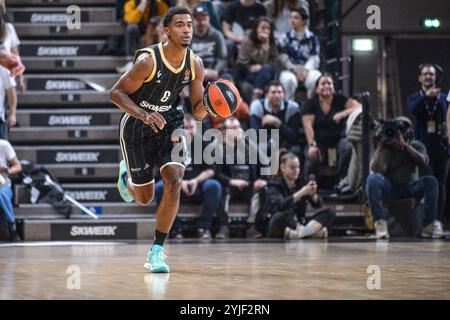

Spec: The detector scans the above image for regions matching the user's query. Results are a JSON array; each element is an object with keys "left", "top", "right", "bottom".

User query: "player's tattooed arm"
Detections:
[
  {"left": 190, "top": 56, "right": 208, "bottom": 121},
  {"left": 108, "top": 53, "right": 166, "bottom": 132}
]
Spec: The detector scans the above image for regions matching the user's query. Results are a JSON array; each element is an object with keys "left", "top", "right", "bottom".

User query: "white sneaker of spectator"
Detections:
[
  {"left": 374, "top": 219, "right": 389, "bottom": 239},
  {"left": 421, "top": 221, "right": 445, "bottom": 239},
  {"left": 284, "top": 226, "right": 303, "bottom": 240},
  {"left": 311, "top": 227, "right": 329, "bottom": 239}
]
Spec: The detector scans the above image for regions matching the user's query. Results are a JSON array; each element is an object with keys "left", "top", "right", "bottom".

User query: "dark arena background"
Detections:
[{"left": 0, "top": 0, "right": 449, "bottom": 305}]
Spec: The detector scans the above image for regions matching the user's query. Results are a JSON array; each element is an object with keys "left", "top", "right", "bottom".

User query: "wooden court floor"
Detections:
[{"left": 0, "top": 240, "right": 449, "bottom": 299}]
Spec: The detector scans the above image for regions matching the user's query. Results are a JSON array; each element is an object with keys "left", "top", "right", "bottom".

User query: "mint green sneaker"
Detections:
[
  {"left": 144, "top": 245, "right": 170, "bottom": 273},
  {"left": 117, "top": 160, "right": 133, "bottom": 203}
]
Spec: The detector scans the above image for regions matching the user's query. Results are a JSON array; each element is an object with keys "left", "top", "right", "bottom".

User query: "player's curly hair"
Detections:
[{"left": 162, "top": 6, "right": 192, "bottom": 27}]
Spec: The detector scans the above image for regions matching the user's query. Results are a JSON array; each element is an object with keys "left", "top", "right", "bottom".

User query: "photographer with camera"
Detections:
[
  {"left": 366, "top": 117, "right": 444, "bottom": 239},
  {"left": 407, "top": 63, "right": 449, "bottom": 224}
]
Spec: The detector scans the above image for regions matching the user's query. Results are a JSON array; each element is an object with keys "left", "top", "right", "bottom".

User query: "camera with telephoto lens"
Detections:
[{"left": 378, "top": 118, "right": 411, "bottom": 144}]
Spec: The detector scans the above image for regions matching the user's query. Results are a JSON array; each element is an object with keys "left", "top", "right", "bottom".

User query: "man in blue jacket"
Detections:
[{"left": 407, "top": 63, "right": 449, "bottom": 225}]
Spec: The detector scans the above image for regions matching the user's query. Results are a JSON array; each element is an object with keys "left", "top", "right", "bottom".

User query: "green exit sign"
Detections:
[{"left": 422, "top": 18, "right": 442, "bottom": 29}]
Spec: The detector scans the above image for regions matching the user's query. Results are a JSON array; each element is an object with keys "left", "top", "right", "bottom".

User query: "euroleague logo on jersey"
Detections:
[{"left": 182, "top": 70, "right": 191, "bottom": 84}]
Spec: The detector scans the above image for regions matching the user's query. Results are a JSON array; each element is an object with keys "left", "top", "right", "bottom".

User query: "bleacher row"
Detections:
[{"left": 6, "top": 0, "right": 366, "bottom": 241}]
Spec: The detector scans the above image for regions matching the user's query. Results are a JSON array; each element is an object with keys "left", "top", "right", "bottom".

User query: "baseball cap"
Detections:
[{"left": 193, "top": 4, "right": 209, "bottom": 17}]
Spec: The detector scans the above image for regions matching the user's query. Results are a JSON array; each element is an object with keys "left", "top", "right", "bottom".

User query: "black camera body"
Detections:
[{"left": 377, "top": 119, "right": 411, "bottom": 144}]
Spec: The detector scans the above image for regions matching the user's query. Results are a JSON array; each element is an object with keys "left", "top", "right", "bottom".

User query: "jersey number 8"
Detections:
[{"left": 160, "top": 91, "right": 171, "bottom": 103}]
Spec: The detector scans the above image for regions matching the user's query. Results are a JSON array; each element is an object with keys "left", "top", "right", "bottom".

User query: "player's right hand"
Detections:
[{"left": 143, "top": 111, "right": 166, "bottom": 132}]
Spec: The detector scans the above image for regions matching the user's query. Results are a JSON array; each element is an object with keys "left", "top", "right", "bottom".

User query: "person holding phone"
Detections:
[{"left": 266, "top": 149, "right": 335, "bottom": 239}]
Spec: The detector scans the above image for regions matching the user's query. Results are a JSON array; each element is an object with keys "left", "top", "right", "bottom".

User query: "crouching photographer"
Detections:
[{"left": 366, "top": 117, "right": 444, "bottom": 239}]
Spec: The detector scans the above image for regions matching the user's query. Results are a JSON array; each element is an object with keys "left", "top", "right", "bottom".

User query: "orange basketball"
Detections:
[{"left": 203, "top": 79, "right": 242, "bottom": 118}]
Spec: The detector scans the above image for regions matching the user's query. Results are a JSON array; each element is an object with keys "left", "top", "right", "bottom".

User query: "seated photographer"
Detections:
[
  {"left": 366, "top": 117, "right": 444, "bottom": 239},
  {"left": 214, "top": 117, "right": 268, "bottom": 239},
  {"left": 301, "top": 74, "right": 360, "bottom": 184},
  {"left": 267, "top": 150, "right": 335, "bottom": 239},
  {"left": 407, "top": 63, "right": 449, "bottom": 224},
  {"left": 154, "top": 114, "right": 222, "bottom": 240}
]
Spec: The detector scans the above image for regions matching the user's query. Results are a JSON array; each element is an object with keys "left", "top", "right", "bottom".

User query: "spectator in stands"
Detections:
[
  {"left": 154, "top": 114, "right": 222, "bottom": 240},
  {"left": 221, "top": 0, "right": 266, "bottom": 44},
  {"left": 250, "top": 80, "right": 302, "bottom": 157},
  {"left": 278, "top": 7, "right": 321, "bottom": 100},
  {"left": 178, "top": 0, "right": 221, "bottom": 30},
  {"left": 142, "top": 16, "right": 167, "bottom": 46},
  {"left": 265, "top": 0, "right": 309, "bottom": 37},
  {"left": 366, "top": 116, "right": 444, "bottom": 239},
  {"left": 120, "top": 0, "right": 169, "bottom": 72},
  {"left": 236, "top": 17, "right": 278, "bottom": 101},
  {"left": 0, "top": 6, "right": 24, "bottom": 93},
  {"left": 301, "top": 74, "right": 358, "bottom": 183},
  {"left": 267, "top": 149, "right": 335, "bottom": 239},
  {"left": 214, "top": 117, "right": 268, "bottom": 238},
  {"left": 191, "top": 4, "right": 228, "bottom": 83},
  {"left": 407, "top": 63, "right": 449, "bottom": 225},
  {"left": 0, "top": 68, "right": 16, "bottom": 139},
  {"left": 0, "top": 138, "right": 22, "bottom": 241}
]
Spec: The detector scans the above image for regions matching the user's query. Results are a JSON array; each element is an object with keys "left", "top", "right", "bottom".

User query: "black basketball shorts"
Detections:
[{"left": 119, "top": 111, "right": 186, "bottom": 186}]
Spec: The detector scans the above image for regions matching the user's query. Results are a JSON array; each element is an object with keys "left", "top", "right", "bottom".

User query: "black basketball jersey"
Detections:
[{"left": 128, "top": 42, "right": 197, "bottom": 121}]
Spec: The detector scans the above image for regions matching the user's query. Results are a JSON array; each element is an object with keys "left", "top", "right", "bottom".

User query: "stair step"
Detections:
[
  {"left": 6, "top": 0, "right": 116, "bottom": 6},
  {"left": 16, "top": 202, "right": 152, "bottom": 216},
  {"left": 8, "top": 7, "right": 116, "bottom": 24},
  {"left": 10, "top": 126, "right": 117, "bottom": 144},
  {"left": 19, "top": 73, "right": 118, "bottom": 106},
  {"left": 20, "top": 218, "right": 155, "bottom": 241},
  {"left": 18, "top": 91, "right": 110, "bottom": 106},
  {"left": 21, "top": 40, "right": 113, "bottom": 57},
  {"left": 14, "top": 145, "right": 120, "bottom": 164},
  {"left": 15, "top": 182, "right": 122, "bottom": 205},
  {"left": 14, "top": 22, "right": 123, "bottom": 38},
  {"left": 15, "top": 202, "right": 251, "bottom": 217},
  {"left": 22, "top": 56, "right": 127, "bottom": 72},
  {"left": 16, "top": 108, "right": 122, "bottom": 127},
  {"left": 25, "top": 163, "right": 119, "bottom": 181}
]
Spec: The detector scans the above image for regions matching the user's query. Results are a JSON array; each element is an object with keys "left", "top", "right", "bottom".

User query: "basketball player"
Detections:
[{"left": 108, "top": 6, "right": 208, "bottom": 273}]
